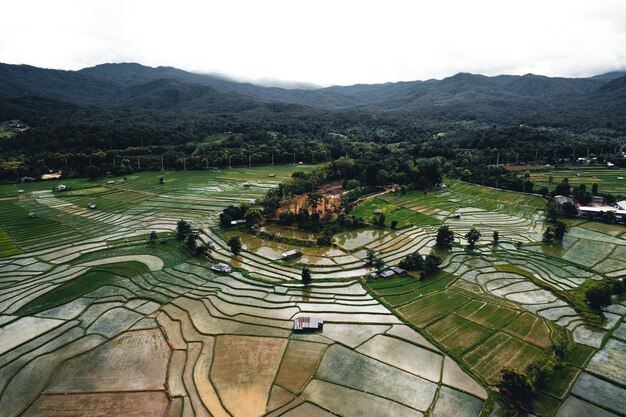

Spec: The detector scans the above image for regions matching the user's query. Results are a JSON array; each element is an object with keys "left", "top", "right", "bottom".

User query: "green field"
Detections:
[
  {"left": 530, "top": 166, "right": 626, "bottom": 194},
  {"left": 350, "top": 197, "right": 441, "bottom": 228}
]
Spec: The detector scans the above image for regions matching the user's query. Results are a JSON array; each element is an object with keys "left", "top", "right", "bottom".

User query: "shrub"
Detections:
[
  {"left": 399, "top": 251, "right": 424, "bottom": 270},
  {"left": 436, "top": 226, "right": 454, "bottom": 249}
]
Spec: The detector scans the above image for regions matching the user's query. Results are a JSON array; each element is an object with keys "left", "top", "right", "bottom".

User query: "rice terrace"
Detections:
[{"left": 0, "top": 162, "right": 623, "bottom": 417}]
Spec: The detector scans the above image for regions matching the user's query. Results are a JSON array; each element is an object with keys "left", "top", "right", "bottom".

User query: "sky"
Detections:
[{"left": 1, "top": 0, "right": 626, "bottom": 86}]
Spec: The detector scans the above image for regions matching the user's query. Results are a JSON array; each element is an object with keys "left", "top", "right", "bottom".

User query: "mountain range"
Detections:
[{"left": 1, "top": 62, "right": 626, "bottom": 129}]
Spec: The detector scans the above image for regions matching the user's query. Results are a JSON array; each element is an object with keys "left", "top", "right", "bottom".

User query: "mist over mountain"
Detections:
[{"left": 1, "top": 62, "right": 626, "bottom": 130}]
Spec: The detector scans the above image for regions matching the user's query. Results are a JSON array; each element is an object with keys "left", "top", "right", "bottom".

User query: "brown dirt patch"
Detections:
[
  {"left": 21, "top": 391, "right": 169, "bottom": 417},
  {"left": 274, "top": 340, "right": 328, "bottom": 393},
  {"left": 211, "top": 335, "right": 287, "bottom": 417},
  {"left": 46, "top": 329, "right": 170, "bottom": 393}
]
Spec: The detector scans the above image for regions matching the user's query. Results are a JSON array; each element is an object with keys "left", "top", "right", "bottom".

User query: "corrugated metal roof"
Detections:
[{"left": 294, "top": 316, "right": 323, "bottom": 331}]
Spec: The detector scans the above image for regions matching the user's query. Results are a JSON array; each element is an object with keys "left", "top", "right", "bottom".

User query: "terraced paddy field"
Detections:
[
  {"left": 529, "top": 166, "right": 626, "bottom": 194},
  {"left": 0, "top": 168, "right": 625, "bottom": 416}
]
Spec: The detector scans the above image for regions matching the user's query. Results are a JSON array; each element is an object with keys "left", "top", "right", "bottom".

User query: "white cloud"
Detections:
[{"left": 1, "top": 0, "right": 625, "bottom": 85}]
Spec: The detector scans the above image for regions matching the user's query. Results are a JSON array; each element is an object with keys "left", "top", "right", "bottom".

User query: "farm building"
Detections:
[
  {"left": 554, "top": 195, "right": 574, "bottom": 205},
  {"left": 55, "top": 185, "right": 67, "bottom": 192},
  {"left": 617, "top": 201, "right": 626, "bottom": 211},
  {"left": 591, "top": 196, "right": 605, "bottom": 204},
  {"left": 293, "top": 316, "right": 324, "bottom": 332},
  {"left": 282, "top": 249, "right": 302, "bottom": 259},
  {"left": 230, "top": 219, "right": 246, "bottom": 225},
  {"left": 211, "top": 263, "right": 232, "bottom": 273},
  {"left": 379, "top": 266, "right": 406, "bottom": 279}
]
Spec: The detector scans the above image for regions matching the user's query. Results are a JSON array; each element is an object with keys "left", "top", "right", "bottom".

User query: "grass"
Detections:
[
  {"left": 0, "top": 226, "right": 21, "bottom": 257},
  {"left": 566, "top": 343, "right": 595, "bottom": 367},
  {"left": 385, "top": 180, "right": 546, "bottom": 220},
  {"left": 456, "top": 300, "right": 519, "bottom": 330},
  {"left": 15, "top": 263, "right": 150, "bottom": 316},
  {"left": 397, "top": 290, "right": 471, "bottom": 327},
  {"left": 0, "top": 125, "right": 17, "bottom": 139},
  {"left": 528, "top": 392, "right": 562, "bottom": 417},
  {"left": 538, "top": 365, "right": 579, "bottom": 398},
  {"left": 351, "top": 198, "right": 441, "bottom": 228},
  {"left": 425, "top": 313, "right": 491, "bottom": 354},
  {"left": 463, "top": 332, "right": 544, "bottom": 384},
  {"left": 530, "top": 166, "right": 626, "bottom": 194},
  {"left": 503, "top": 313, "right": 552, "bottom": 348},
  {"left": 70, "top": 240, "right": 190, "bottom": 270}
]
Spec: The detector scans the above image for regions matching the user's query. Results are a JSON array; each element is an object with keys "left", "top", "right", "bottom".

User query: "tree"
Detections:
[
  {"left": 316, "top": 231, "right": 333, "bottom": 246},
  {"left": 554, "top": 221, "right": 567, "bottom": 242},
  {"left": 543, "top": 226, "right": 556, "bottom": 243},
  {"left": 86, "top": 165, "right": 101, "bottom": 180},
  {"left": 149, "top": 231, "right": 157, "bottom": 244},
  {"left": 390, "top": 220, "right": 398, "bottom": 229},
  {"left": 562, "top": 202, "right": 578, "bottom": 217},
  {"left": 176, "top": 219, "right": 192, "bottom": 240},
  {"left": 377, "top": 213, "right": 385, "bottom": 226},
  {"left": 346, "top": 179, "right": 360, "bottom": 190},
  {"left": 498, "top": 367, "right": 535, "bottom": 405},
  {"left": 373, "top": 257, "right": 386, "bottom": 274},
  {"left": 592, "top": 182, "right": 599, "bottom": 194},
  {"left": 301, "top": 267, "right": 312, "bottom": 285},
  {"left": 399, "top": 251, "right": 424, "bottom": 270},
  {"left": 585, "top": 283, "right": 612, "bottom": 309},
  {"left": 545, "top": 201, "right": 559, "bottom": 223},
  {"left": 492, "top": 230, "right": 499, "bottom": 244},
  {"left": 465, "top": 228, "right": 481, "bottom": 249},
  {"left": 554, "top": 179, "right": 571, "bottom": 196},
  {"left": 307, "top": 193, "right": 322, "bottom": 210},
  {"left": 244, "top": 207, "right": 263, "bottom": 226},
  {"left": 423, "top": 254, "right": 441, "bottom": 276},
  {"left": 436, "top": 226, "right": 454, "bottom": 249},
  {"left": 159, "top": 177, "right": 165, "bottom": 184},
  {"left": 186, "top": 231, "right": 199, "bottom": 251},
  {"left": 228, "top": 236, "right": 242, "bottom": 255},
  {"left": 194, "top": 243, "right": 212, "bottom": 258},
  {"left": 365, "top": 249, "right": 376, "bottom": 266}
]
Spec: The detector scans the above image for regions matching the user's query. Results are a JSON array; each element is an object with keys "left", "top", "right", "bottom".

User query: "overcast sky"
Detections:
[{"left": 1, "top": 0, "right": 625, "bottom": 86}]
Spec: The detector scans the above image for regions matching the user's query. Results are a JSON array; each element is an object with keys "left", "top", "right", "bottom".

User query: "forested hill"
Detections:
[{"left": 1, "top": 62, "right": 626, "bottom": 130}]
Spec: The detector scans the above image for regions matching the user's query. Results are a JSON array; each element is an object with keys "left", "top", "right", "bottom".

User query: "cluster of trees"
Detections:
[
  {"left": 365, "top": 249, "right": 386, "bottom": 274},
  {"left": 436, "top": 225, "right": 485, "bottom": 250},
  {"left": 219, "top": 203, "right": 262, "bottom": 228},
  {"left": 176, "top": 220, "right": 212, "bottom": 257},
  {"left": 499, "top": 339, "right": 572, "bottom": 410},
  {"left": 585, "top": 279, "right": 626, "bottom": 310},
  {"left": 543, "top": 201, "right": 569, "bottom": 243},
  {"left": 398, "top": 251, "right": 442, "bottom": 276}
]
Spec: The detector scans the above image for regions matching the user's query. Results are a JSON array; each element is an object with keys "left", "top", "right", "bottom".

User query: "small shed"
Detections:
[
  {"left": 230, "top": 219, "right": 247, "bottom": 225},
  {"left": 282, "top": 249, "right": 302, "bottom": 259},
  {"left": 87, "top": 203, "right": 97, "bottom": 210},
  {"left": 55, "top": 184, "right": 67, "bottom": 192},
  {"left": 591, "top": 196, "right": 605, "bottom": 205},
  {"left": 379, "top": 266, "right": 406, "bottom": 279},
  {"left": 554, "top": 195, "right": 574, "bottom": 205},
  {"left": 211, "top": 263, "right": 232, "bottom": 273},
  {"left": 293, "top": 316, "right": 324, "bottom": 332}
]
